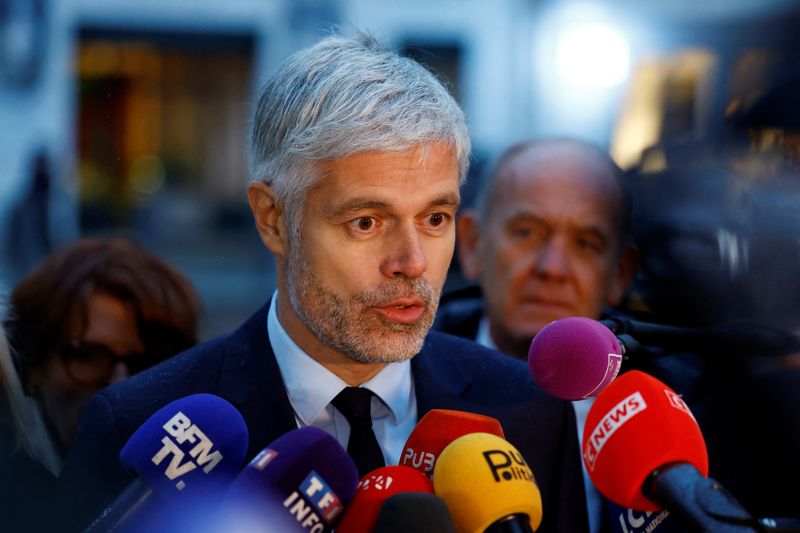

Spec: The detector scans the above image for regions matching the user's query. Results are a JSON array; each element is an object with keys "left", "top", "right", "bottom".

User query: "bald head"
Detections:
[
  {"left": 457, "top": 138, "right": 636, "bottom": 358},
  {"left": 477, "top": 139, "right": 630, "bottom": 250}
]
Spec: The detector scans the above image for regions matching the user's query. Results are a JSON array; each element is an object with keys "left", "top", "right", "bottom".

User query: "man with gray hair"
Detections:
[{"left": 57, "top": 34, "right": 588, "bottom": 532}]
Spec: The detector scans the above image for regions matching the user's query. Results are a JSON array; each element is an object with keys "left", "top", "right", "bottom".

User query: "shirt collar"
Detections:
[
  {"left": 476, "top": 315, "right": 499, "bottom": 351},
  {"left": 267, "top": 291, "right": 412, "bottom": 425}
]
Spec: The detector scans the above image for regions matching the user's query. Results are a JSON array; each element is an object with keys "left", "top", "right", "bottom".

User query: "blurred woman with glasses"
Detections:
[{"left": 4, "top": 237, "right": 199, "bottom": 468}]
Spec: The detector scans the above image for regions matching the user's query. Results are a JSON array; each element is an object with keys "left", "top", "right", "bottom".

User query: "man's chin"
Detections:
[{"left": 344, "top": 332, "right": 426, "bottom": 364}]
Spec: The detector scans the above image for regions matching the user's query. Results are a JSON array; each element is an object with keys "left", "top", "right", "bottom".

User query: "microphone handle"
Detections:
[
  {"left": 601, "top": 318, "right": 702, "bottom": 349},
  {"left": 647, "top": 463, "right": 757, "bottom": 533},
  {"left": 757, "top": 517, "right": 800, "bottom": 532},
  {"left": 84, "top": 479, "right": 154, "bottom": 533},
  {"left": 484, "top": 514, "right": 535, "bottom": 533}
]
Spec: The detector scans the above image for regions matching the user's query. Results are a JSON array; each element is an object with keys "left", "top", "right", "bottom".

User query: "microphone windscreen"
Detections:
[
  {"left": 582, "top": 370, "right": 708, "bottom": 511},
  {"left": 528, "top": 317, "right": 623, "bottom": 400},
  {"left": 119, "top": 393, "right": 248, "bottom": 503},
  {"left": 400, "top": 409, "right": 504, "bottom": 478},
  {"left": 218, "top": 426, "right": 359, "bottom": 532},
  {"left": 374, "top": 492, "right": 456, "bottom": 533},
  {"left": 433, "top": 432, "right": 542, "bottom": 532},
  {"left": 336, "top": 465, "right": 433, "bottom": 533}
]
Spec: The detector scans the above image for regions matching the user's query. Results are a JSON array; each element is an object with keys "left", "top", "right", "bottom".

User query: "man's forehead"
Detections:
[
  {"left": 492, "top": 166, "right": 621, "bottom": 233},
  {"left": 316, "top": 144, "right": 461, "bottom": 211}
]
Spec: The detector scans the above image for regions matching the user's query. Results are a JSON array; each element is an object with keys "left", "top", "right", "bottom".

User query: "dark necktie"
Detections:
[{"left": 331, "top": 387, "right": 385, "bottom": 477}]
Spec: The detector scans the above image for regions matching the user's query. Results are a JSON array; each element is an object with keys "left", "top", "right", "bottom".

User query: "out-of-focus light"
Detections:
[
  {"left": 556, "top": 23, "right": 630, "bottom": 87},
  {"left": 129, "top": 155, "right": 165, "bottom": 195}
]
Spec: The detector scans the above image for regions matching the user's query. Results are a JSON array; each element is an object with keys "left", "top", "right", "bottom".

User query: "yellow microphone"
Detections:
[{"left": 433, "top": 433, "right": 543, "bottom": 533}]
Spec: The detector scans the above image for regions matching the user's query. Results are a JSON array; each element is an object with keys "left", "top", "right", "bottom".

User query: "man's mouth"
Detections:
[{"left": 375, "top": 299, "right": 426, "bottom": 324}]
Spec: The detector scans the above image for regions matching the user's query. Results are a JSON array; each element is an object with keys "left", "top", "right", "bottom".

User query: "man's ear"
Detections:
[
  {"left": 607, "top": 244, "right": 639, "bottom": 306},
  {"left": 247, "top": 181, "right": 288, "bottom": 257},
  {"left": 456, "top": 209, "right": 483, "bottom": 280}
]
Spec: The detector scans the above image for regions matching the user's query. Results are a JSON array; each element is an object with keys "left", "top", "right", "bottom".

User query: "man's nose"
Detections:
[
  {"left": 381, "top": 223, "right": 427, "bottom": 279},
  {"left": 534, "top": 235, "right": 571, "bottom": 278}
]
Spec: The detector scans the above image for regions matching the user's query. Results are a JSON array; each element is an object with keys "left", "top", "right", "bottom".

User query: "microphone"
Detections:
[
  {"left": 85, "top": 393, "right": 249, "bottom": 532},
  {"left": 433, "top": 432, "right": 542, "bottom": 533},
  {"left": 214, "top": 426, "right": 359, "bottom": 532},
  {"left": 583, "top": 370, "right": 757, "bottom": 531},
  {"left": 601, "top": 316, "right": 800, "bottom": 357},
  {"left": 336, "top": 465, "right": 433, "bottom": 532},
  {"left": 528, "top": 317, "right": 624, "bottom": 400},
  {"left": 374, "top": 492, "right": 456, "bottom": 533},
  {"left": 400, "top": 409, "right": 505, "bottom": 478}
]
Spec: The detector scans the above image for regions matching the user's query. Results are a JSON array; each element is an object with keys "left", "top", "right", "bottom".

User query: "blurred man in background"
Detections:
[
  {"left": 435, "top": 138, "right": 637, "bottom": 532},
  {"left": 436, "top": 138, "right": 637, "bottom": 358}
]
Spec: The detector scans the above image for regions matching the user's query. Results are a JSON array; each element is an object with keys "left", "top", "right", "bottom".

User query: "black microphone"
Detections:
[
  {"left": 600, "top": 316, "right": 800, "bottom": 356},
  {"left": 373, "top": 492, "right": 456, "bottom": 533}
]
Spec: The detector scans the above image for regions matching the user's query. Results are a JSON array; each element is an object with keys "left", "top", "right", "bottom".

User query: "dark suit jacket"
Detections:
[{"left": 56, "top": 304, "right": 588, "bottom": 532}]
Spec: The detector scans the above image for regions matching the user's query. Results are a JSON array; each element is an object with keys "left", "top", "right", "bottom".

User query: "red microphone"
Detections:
[
  {"left": 400, "top": 409, "right": 505, "bottom": 478},
  {"left": 583, "top": 371, "right": 758, "bottom": 531},
  {"left": 335, "top": 465, "right": 433, "bottom": 533},
  {"left": 582, "top": 370, "right": 708, "bottom": 511}
]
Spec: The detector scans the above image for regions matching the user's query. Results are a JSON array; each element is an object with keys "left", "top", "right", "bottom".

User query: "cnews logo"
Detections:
[
  {"left": 283, "top": 471, "right": 343, "bottom": 532},
  {"left": 664, "top": 390, "right": 696, "bottom": 422},
  {"left": 482, "top": 448, "right": 533, "bottom": 483},
  {"left": 584, "top": 391, "right": 646, "bottom": 471},
  {"left": 151, "top": 411, "right": 223, "bottom": 490},
  {"left": 401, "top": 448, "right": 436, "bottom": 474}
]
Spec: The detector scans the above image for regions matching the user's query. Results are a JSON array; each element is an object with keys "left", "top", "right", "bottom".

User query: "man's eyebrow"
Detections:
[
  {"left": 428, "top": 192, "right": 461, "bottom": 209},
  {"left": 327, "top": 193, "right": 461, "bottom": 217},
  {"left": 505, "top": 212, "right": 610, "bottom": 239},
  {"left": 327, "top": 198, "right": 391, "bottom": 217}
]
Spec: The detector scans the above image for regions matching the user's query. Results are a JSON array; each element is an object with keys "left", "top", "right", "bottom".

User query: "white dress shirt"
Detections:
[{"left": 267, "top": 292, "right": 418, "bottom": 466}]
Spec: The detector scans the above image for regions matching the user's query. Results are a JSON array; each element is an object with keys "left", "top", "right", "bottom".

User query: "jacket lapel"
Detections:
[
  {"left": 411, "top": 332, "right": 475, "bottom": 417},
  {"left": 216, "top": 304, "right": 298, "bottom": 459}
]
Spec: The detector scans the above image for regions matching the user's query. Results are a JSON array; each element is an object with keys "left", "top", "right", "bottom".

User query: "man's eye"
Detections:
[
  {"left": 429, "top": 213, "right": 446, "bottom": 227},
  {"left": 352, "top": 217, "right": 375, "bottom": 231},
  {"left": 577, "top": 236, "right": 605, "bottom": 253}
]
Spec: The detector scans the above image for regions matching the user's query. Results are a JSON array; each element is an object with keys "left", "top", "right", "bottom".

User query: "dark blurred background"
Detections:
[{"left": 2, "top": 0, "right": 799, "bottom": 341}]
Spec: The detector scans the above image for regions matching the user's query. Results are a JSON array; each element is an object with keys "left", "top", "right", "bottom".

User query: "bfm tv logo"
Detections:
[
  {"left": 401, "top": 447, "right": 435, "bottom": 474},
  {"left": 150, "top": 411, "right": 223, "bottom": 490},
  {"left": 482, "top": 448, "right": 534, "bottom": 483},
  {"left": 583, "top": 392, "right": 647, "bottom": 472},
  {"left": 282, "top": 471, "right": 343, "bottom": 532}
]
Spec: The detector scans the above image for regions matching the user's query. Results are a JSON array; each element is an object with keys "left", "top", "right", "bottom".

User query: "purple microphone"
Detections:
[
  {"left": 213, "top": 427, "right": 359, "bottom": 532},
  {"left": 528, "top": 317, "right": 623, "bottom": 400}
]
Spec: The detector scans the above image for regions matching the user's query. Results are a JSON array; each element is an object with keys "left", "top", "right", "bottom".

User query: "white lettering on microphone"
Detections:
[
  {"left": 358, "top": 474, "right": 394, "bottom": 491},
  {"left": 282, "top": 471, "right": 343, "bottom": 531},
  {"left": 150, "top": 411, "right": 224, "bottom": 489},
  {"left": 583, "top": 392, "right": 647, "bottom": 471},
  {"left": 401, "top": 447, "right": 436, "bottom": 474},
  {"left": 663, "top": 389, "right": 696, "bottom": 422}
]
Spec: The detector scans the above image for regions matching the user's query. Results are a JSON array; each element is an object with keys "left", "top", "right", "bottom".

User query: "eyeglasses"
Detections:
[{"left": 59, "top": 339, "right": 154, "bottom": 387}]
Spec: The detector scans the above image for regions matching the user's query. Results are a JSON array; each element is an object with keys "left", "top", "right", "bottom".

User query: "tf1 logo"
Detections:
[
  {"left": 482, "top": 448, "right": 534, "bottom": 483},
  {"left": 150, "top": 411, "right": 223, "bottom": 490},
  {"left": 283, "top": 471, "right": 343, "bottom": 532}
]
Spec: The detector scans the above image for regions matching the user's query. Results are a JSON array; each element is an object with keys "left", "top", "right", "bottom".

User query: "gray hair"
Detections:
[{"left": 249, "top": 32, "right": 470, "bottom": 233}]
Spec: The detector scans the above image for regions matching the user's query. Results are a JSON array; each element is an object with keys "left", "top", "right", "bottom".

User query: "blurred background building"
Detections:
[{"left": 2, "top": 0, "right": 799, "bottom": 339}]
